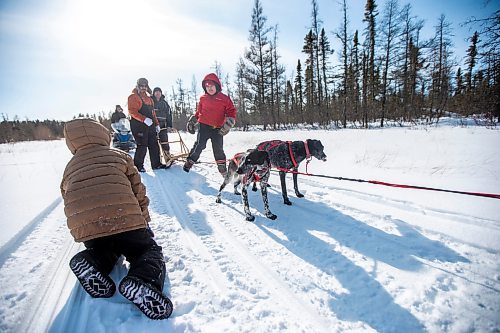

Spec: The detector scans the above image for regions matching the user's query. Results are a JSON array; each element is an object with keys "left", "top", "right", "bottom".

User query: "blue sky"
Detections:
[{"left": 0, "top": 0, "right": 496, "bottom": 121}]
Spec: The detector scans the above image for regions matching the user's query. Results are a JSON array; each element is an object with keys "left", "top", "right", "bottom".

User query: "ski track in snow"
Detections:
[
  {"left": 149, "top": 165, "right": 336, "bottom": 332},
  {"left": 0, "top": 200, "right": 74, "bottom": 333},
  {"left": 1, "top": 155, "right": 499, "bottom": 332}
]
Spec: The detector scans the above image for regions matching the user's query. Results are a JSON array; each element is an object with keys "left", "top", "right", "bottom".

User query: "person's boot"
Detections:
[
  {"left": 69, "top": 252, "right": 116, "bottom": 298},
  {"left": 119, "top": 276, "right": 173, "bottom": 320},
  {"left": 217, "top": 162, "right": 227, "bottom": 177},
  {"left": 183, "top": 159, "right": 195, "bottom": 172},
  {"left": 153, "top": 164, "right": 168, "bottom": 170}
]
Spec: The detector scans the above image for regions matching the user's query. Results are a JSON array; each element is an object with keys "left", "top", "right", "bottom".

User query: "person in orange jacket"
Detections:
[
  {"left": 183, "top": 73, "right": 237, "bottom": 176},
  {"left": 128, "top": 78, "right": 168, "bottom": 172}
]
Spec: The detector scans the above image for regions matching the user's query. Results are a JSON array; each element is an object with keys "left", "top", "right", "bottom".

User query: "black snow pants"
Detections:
[
  {"left": 79, "top": 228, "right": 166, "bottom": 291},
  {"left": 187, "top": 123, "right": 225, "bottom": 163}
]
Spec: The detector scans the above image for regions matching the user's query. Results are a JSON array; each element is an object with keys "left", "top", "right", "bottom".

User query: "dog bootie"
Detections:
[
  {"left": 119, "top": 276, "right": 173, "bottom": 320},
  {"left": 69, "top": 253, "right": 116, "bottom": 298},
  {"left": 183, "top": 159, "right": 195, "bottom": 173}
]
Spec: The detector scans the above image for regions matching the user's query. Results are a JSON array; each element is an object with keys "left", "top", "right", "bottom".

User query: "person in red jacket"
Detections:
[
  {"left": 183, "top": 73, "right": 237, "bottom": 176},
  {"left": 128, "top": 78, "right": 167, "bottom": 172}
]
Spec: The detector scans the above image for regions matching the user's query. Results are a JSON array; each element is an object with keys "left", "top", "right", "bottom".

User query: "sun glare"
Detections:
[
  {"left": 51, "top": 0, "right": 245, "bottom": 79},
  {"left": 55, "top": 0, "right": 163, "bottom": 72}
]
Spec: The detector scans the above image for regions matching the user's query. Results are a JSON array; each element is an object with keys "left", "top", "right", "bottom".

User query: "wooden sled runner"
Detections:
[{"left": 158, "top": 127, "right": 190, "bottom": 167}]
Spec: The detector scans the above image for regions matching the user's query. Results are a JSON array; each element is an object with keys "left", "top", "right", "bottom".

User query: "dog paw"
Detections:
[
  {"left": 284, "top": 199, "right": 292, "bottom": 206},
  {"left": 266, "top": 213, "right": 277, "bottom": 220},
  {"left": 215, "top": 197, "right": 222, "bottom": 204},
  {"left": 251, "top": 187, "right": 258, "bottom": 192},
  {"left": 245, "top": 215, "right": 255, "bottom": 222},
  {"left": 296, "top": 193, "right": 304, "bottom": 198},
  {"left": 234, "top": 191, "right": 241, "bottom": 195}
]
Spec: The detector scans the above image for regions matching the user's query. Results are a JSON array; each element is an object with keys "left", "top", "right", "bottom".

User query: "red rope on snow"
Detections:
[
  {"left": 367, "top": 180, "right": 500, "bottom": 199},
  {"left": 273, "top": 168, "right": 500, "bottom": 200}
]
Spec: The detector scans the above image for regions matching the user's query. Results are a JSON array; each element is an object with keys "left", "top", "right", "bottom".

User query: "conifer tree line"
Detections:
[
  {"left": 0, "top": 113, "right": 108, "bottom": 143},
  {"left": 0, "top": 117, "right": 65, "bottom": 143},
  {"left": 2, "top": 0, "right": 498, "bottom": 143},
  {"left": 169, "top": 0, "right": 499, "bottom": 129}
]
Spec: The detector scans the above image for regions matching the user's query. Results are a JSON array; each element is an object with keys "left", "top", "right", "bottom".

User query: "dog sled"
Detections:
[{"left": 158, "top": 127, "right": 190, "bottom": 167}]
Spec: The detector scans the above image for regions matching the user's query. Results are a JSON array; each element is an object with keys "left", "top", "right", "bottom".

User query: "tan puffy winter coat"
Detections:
[{"left": 60, "top": 118, "right": 150, "bottom": 242}]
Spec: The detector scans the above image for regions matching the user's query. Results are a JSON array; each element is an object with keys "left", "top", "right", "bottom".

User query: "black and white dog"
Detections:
[
  {"left": 216, "top": 149, "right": 277, "bottom": 222},
  {"left": 255, "top": 139, "right": 327, "bottom": 205}
]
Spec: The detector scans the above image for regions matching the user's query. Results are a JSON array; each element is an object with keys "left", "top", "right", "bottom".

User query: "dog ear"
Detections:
[
  {"left": 257, "top": 151, "right": 269, "bottom": 165},
  {"left": 244, "top": 150, "right": 258, "bottom": 165}
]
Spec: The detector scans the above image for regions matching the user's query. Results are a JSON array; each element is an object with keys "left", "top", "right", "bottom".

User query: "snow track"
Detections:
[
  {"left": 0, "top": 199, "right": 77, "bottom": 333},
  {"left": 148, "top": 167, "right": 336, "bottom": 332},
  {"left": 1, "top": 129, "right": 499, "bottom": 333}
]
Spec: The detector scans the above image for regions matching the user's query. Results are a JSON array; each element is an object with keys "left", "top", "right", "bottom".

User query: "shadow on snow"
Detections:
[{"left": 250, "top": 185, "right": 468, "bottom": 333}]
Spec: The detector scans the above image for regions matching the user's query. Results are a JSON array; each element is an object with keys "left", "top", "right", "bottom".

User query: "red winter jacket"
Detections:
[{"left": 195, "top": 73, "right": 237, "bottom": 128}]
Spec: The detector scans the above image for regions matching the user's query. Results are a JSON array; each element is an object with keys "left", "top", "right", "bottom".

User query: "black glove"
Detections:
[
  {"left": 186, "top": 115, "right": 198, "bottom": 134},
  {"left": 219, "top": 117, "right": 235, "bottom": 136}
]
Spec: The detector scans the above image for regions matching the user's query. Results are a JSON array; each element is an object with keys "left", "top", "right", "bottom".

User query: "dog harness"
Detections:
[
  {"left": 258, "top": 140, "right": 311, "bottom": 169},
  {"left": 256, "top": 140, "right": 283, "bottom": 152},
  {"left": 246, "top": 164, "right": 270, "bottom": 184},
  {"left": 231, "top": 152, "right": 245, "bottom": 166},
  {"left": 231, "top": 152, "right": 268, "bottom": 184}
]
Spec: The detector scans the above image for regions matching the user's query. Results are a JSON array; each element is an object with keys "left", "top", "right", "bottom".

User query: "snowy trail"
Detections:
[
  {"left": 0, "top": 163, "right": 498, "bottom": 333},
  {"left": 0, "top": 198, "right": 62, "bottom": 267},
  {"left": 295, "top": 174, "right": 500, "bottom": 251},
  {"left": 146, "top": 166, "right": 335, "bottom": 332},
  {"left": 1, "top": 127, "right": 499, "bottom": 333},
  {"left": 21, "top": 237, "right": 80, "bottom": 333},
  {"left": 0, "top": 200, "right": 76, "bottom": 332}
]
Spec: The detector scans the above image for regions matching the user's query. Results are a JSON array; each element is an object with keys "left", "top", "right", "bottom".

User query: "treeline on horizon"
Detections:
[
  {"left": 167, "top": 0, "right": 499, "bottom": 130},
  {"left": 2, "top": 0, "right": 498, "bottom": 143},
  {"left": 0, "top": 113, "right": 111, "bottom": 144}
]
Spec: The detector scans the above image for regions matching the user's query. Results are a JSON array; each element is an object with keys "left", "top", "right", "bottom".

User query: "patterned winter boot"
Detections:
[
  {"left": 119, "top": 276, "right": 173, "bottom": 320},
  {"left": 69, "top": 252, "right": 116, "bottom": 298}
]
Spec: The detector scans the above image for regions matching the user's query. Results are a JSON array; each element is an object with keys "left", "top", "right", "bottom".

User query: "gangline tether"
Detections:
[
  {"left": 195, "top": 159, "right": 500, "bottom": 200},
  {"left": 272, "top": 167, "right": 500, "bottom": 200}
]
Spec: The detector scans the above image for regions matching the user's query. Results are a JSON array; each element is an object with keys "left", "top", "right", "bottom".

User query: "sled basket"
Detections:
[{"left": 158, "top": 127, "right": 190, "bottom": 167}]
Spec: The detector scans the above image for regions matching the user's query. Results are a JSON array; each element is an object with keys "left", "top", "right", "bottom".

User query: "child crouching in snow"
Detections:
[{"left": 60, "top": 118, "right": 173, "bottom": 320}]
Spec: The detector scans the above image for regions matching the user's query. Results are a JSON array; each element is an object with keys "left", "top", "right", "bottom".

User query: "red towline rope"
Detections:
[{"left": 273, "top": 168, "right": 500, "bottom": 200}]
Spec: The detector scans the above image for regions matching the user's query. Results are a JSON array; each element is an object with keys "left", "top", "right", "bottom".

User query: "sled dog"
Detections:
[
  {"left": 216, "top": 149, "right": 276, "bottom": 222},
  {"left": 255, "top": 139, "right": 327, "bottom": 205}
]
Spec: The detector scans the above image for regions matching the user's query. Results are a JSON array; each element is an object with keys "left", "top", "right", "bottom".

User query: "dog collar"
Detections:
[
  {"left": 243, "top": 166, "right": 257, "bottom": 184},
  {"left": 304, "top": 140, "right": 311, "bottom": 160},
  {"left": 243, "top": 166, "right": 268, "bottom": 184},
  {"left": 287, "top": 141, "right": 298, "bottom": 168},
  {"left": 232, "top": 152, "right": 244, "bottom": 166}
]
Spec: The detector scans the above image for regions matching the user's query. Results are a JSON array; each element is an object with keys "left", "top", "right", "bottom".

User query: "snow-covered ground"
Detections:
[{"left": 0, "top": 122, "right": 499, "bottom": 333}]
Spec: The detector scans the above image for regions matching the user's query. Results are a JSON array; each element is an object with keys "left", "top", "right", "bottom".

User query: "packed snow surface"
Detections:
[{"left": 0, "top": 123, "right": 499, "bottom": 332}]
